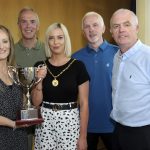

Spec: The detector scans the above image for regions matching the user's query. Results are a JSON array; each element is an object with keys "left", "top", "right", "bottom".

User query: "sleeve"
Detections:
[{"left": 76, "top": 60, "right": 90, "bottom": 85}]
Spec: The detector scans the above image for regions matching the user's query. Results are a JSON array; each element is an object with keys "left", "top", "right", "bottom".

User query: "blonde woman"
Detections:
[{"left": 32, "top": 23, "right": 89, "bottom": 150}]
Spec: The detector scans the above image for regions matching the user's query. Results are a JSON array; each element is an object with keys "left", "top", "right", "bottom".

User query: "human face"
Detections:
[
  {"left": 48, "top": 28, "right": 65, "bottom": 55},
  {"left": 83, "top": 15, "right": 105, "bottom": 46},
  {"left": 0, "top": 30, "right": 10, "bottom": 61},
  {"left": 110, "top": 11, "right": 138, "bottom": 53},
  {"left": 18, "top": 10, "right": 39, "bottom": 40}
]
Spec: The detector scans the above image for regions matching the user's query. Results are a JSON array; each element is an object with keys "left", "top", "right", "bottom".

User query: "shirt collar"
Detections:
[
  {"left": 118, "top": 40, "right": 142, "bottom": 60},
  {"left": 18, "top": 39, "right": 41, "bottom": 50},
  {"left": 87, "top": 40, "right": 108, "bottom": 53}
]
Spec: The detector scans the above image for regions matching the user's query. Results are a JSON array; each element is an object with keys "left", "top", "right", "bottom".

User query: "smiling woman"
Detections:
[
  {"left": 48, "top": 27, "right": 65, "bottom": 56},
  {"left": 31, "top": 23, "right": 90, "bottom": 150},
  {"left": 0, "top": 25, "right": 28, "bottom": 150},
  {"left": 0, "top": 31, "right": 10, "bottom": 61}
]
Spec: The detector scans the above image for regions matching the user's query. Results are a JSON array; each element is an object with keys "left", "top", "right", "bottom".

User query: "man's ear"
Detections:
[
  {"left": 136, "top": 24, "right": 139, "bottom": 33},
  {"left": 102, "top": 25, "right": 106, "bottom": 34},
  {"left": 110, "top": 28, "right": 112, "bottom": 33},
  {"left": 109, "top": 28, "right": 114, "bottom": 38},
  {"left": 82, "top": 30, "right": 86, "bottom": 38}
]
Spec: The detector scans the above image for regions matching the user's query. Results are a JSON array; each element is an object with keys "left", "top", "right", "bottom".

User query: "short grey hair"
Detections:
[
  {"left": 82, "top": 11, "right": 105, "bottom": 29},
  {"left": 17, "top": 7, "right": 40, "bottom": 25},
  {"left": 110, "top": 8, "right": 138, "bottom": 27}
]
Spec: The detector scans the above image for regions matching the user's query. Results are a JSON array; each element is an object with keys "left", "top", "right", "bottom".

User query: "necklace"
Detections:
[{"left": 45, "top": 59, "right": 76, "bottom": 87}]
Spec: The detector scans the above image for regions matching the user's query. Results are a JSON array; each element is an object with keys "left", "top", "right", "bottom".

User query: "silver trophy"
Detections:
[{"left": 8, "top": 66, "right": 43, "bottom": 125}]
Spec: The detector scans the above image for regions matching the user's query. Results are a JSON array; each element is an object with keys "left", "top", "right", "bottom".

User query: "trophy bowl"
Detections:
[{"left": 8, "top": 66, "right": 44, "bottom": 126}]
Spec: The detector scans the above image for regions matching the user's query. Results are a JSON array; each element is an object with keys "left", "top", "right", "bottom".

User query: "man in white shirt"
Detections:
[{"left": 110, "top": 8, "right": 150, "bottom": 150}]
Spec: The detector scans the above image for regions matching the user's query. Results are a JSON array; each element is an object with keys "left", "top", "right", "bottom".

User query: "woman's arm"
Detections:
[
  {"left": 31, "top": 81, "right": 43, "bottom": 106},
  {"left": 0, "top": 116, "right": 15, "bottom": 129},
  {"left": 78, "top": 81, "right": 89, "bottom": 150},
  {"left": 0, "top": 116, "right": 29, "bottom": 129},
  {"left": 31, "top": 66, "right": 47, "bottom": 106}
]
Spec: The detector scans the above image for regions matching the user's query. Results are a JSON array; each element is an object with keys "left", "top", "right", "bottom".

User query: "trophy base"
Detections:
[
  {"left": 16, "top": 107, "right": 44, "bottom": 126},
  {"left": 16, "top": 118, "right": 44, "bottom": 126}
]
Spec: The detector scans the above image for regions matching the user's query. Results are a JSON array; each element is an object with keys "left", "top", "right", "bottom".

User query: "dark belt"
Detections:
[{"left": 43, "top": 102, "right": 78, "bottom": 111}]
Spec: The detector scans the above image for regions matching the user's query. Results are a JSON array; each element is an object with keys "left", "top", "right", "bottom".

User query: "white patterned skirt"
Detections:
[{"left": 34, "top": 106, "right": 80, "bottom": 150}]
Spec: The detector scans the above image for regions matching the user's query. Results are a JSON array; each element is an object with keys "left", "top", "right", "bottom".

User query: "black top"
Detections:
[{"left": 35, "top": 58, "right": 89, "bottom": 103}]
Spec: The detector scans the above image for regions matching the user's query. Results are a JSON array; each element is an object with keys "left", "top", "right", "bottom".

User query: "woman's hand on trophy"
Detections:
[
  {"left": 12, "top": 121, "right": 29, "bottom": 131},
  {"left": 36, "top": 64, "right": 47, "bottom": 80}
]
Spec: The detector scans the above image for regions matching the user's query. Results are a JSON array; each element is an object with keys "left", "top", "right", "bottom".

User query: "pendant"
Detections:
[{"left": 52, "top": 79, "right": 59, "bottom": 87}]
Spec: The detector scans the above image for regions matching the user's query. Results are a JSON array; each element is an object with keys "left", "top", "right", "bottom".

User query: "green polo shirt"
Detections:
[{"left": 15, "top": 40, "right": 46, "bottom": 67}]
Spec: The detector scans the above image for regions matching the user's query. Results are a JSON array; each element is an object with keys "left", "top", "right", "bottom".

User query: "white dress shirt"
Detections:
[{"left": 111, "top": 40, "right": 150, "bottom": 127}]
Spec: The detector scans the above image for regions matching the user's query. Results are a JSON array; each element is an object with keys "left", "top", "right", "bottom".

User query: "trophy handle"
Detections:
[
  {"left": 8, "top": 66, "right": 20, "bottom": 85},
  {"left": 34, "top": 64, "right": 46, "bottom": 85}
]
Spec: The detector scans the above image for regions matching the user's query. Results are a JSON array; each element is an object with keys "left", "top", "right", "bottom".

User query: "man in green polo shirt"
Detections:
[
  {"left": 15, "top": 7, "right": 46, "bottom": 150},
  {"left": 15, "top": 7, "right": 46, "bottom": 67}
]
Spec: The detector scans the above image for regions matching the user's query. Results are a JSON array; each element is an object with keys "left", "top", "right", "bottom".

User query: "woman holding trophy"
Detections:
[
  {"left": 0, "top": 25, "right": 28, "bottom": 149},
  {"left": 32, "top": 23, "right": 89, "bottom": 150}
]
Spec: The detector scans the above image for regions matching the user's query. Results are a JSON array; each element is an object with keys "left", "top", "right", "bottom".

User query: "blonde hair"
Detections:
[
  {"left": 45, "top": 23, "right": 71, "bottom": 57},
  {"left": 0, "top": 25, "right": 15, "bottom": 65}
]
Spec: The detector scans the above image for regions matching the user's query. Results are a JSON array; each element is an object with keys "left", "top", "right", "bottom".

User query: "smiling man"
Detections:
[
  {"left": 15, "top": 7, "right": 46, "bottom": 67},
  {"left": 14, "top": 7, "right": 46, "bottom": 150},
  {"left": 72, "top": 12, "right": 118, "bottom": 150},
  {"left": 110, "top": 8, "right": 150, "bottom": 150}
]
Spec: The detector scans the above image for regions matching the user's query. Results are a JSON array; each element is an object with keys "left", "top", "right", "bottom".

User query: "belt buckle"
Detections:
[{"left": 52, "top": 104, "right": 60, "bottom": 111}]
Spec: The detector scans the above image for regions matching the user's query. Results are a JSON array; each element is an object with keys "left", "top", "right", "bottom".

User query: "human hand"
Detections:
[
  {"left": 16, "top": 124, "right": 29, "bottom": 128},
  {"left": 13, "top": 121, "right": 30, "bottom": 131},
  {"left": 36, "top": 64, "right": 47, "bottom": 80},
  {"left": 77, "top": 137, "right": 87, "bottom": 150}
]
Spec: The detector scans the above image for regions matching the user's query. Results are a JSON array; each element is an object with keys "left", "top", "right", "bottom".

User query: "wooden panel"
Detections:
[{"left": 0, "top": 0, "right": 131, "bottom": 52}]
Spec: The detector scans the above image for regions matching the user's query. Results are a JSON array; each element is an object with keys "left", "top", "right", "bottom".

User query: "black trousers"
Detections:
[
  {"left": 113, "top": 123, "right": 150, "bottom": 150},
  {"left": 87, "top": 132, "right": 115, "bottom": 150}
]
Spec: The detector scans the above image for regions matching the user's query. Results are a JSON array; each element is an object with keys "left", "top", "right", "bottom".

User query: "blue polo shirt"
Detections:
[{"left": 72, "top": 40, "right": 118, "bottom": 133}]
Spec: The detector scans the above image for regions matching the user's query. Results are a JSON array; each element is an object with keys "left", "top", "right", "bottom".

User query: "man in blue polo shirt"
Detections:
[{"left": 72, "top": 12, "right": 118, "bottom": 150}]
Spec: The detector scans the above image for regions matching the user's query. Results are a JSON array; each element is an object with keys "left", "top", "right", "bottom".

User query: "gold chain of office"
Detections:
[{"left": 44, "top": 59, "right": 76, "bottom": 87}]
